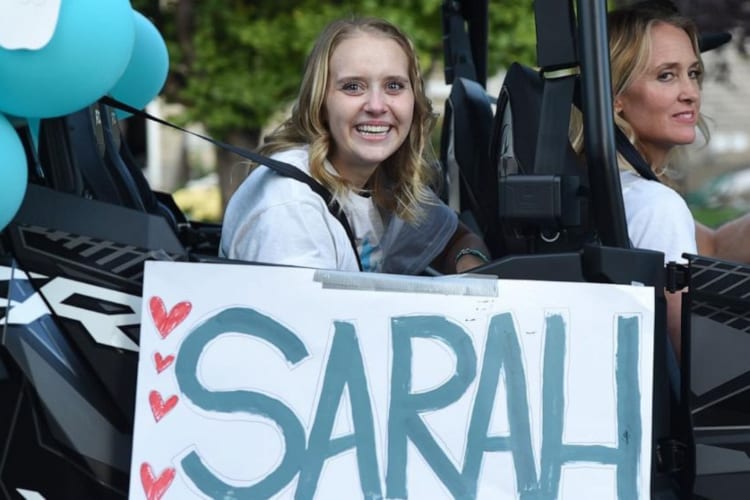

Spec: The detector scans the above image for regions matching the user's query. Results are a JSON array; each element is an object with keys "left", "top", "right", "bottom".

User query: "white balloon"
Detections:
[{"left": 0, "top": 0, "right": 62, "bottom": 50}]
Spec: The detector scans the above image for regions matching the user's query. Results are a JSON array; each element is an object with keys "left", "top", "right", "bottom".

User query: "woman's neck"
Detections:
[
  {"left": 637, "top": 143, "right": 669, "bottom": 174},
  {"left": 330, "top": 162, "right": 378, "bottom": 190}
]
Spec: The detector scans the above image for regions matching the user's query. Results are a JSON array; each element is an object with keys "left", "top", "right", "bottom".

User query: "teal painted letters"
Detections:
[
  {"left": 386, "top": 315, "right": 477, "bottom": 499},
  {"left": 176, "top": 307, "right": 308, "bottom": 499},
  {"left": 296, "top": 321, "right": 381, "bottom": 499},
  {"left": 171, "top": 307, "right": 643, "bottom": 500}
]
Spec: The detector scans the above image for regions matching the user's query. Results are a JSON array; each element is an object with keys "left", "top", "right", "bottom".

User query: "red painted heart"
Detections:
[
  {"left": 140, "top": 462, "right": 176, "bottom": 500},
  {"left": 149, "top": 390, "right": 179, "bottom": 422},
  {"left": 153, "top": 352, "right": 175, "bottom": 374},
  {"left": 149, "top": 297, "right": 191, "bottom": 339}
]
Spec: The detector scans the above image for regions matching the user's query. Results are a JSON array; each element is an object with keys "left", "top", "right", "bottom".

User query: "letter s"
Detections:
[{"left": 175, "top": 307, "right": 308, "bottom": 499}]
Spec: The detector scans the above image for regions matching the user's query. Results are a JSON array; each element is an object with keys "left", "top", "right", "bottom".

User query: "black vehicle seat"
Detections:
[
  {"left": 488, "top": 63, "right": 593, "bottom": 257},
  {"left": 36, "top": 106, "right": 125, "bottom": 205},
  {"left": 438, "top": 76, "right": 494, "bottom": 240},
  {"left": 34, "top": 104, "right": 176, "bottom": 224}
]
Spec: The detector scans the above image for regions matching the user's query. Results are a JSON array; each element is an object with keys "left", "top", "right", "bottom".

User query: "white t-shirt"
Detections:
[
  {"left": 220, "top": 148, "right": 363, "bottom": 271},
  {"left": 620, "top": 170, "right": 697, "bottom": 263},
  {"left": 219, "top": 146, "right": 457, "bottom": 274}
]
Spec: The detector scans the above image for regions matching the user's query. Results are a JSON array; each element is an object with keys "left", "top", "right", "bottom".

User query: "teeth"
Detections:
[{"left": 357, "top": 125, "right": 389, "bottom": 134}]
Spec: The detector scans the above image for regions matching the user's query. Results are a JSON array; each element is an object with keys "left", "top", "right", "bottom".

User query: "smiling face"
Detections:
[
  {"left": 614, "top": 22, "right": 702, "bottom": 168},
  {"left": 324, "top": 32, "right": 414, "bottom": 188}
]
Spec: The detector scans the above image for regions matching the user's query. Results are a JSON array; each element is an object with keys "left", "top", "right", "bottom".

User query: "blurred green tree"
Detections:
[{"left": 130, "top": 0, "right": 535, "bottom": 214}]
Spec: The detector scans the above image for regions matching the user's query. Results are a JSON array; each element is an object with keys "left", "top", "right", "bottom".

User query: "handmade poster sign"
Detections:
[{"left": 129, "top": 262, "right": 655, "bottom": 499}]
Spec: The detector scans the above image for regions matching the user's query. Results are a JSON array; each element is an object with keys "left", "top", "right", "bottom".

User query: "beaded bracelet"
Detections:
[{"left": 454, "top": 247, "right": 490, "bottom": 266}]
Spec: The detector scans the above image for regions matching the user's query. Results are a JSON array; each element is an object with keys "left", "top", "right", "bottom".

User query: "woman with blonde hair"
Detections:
[
  {"left": 221, "top": 16, "right": 489, "bottom": 274},
  {"left": 572, "top": 0, "right": 750, "bottom": 356}
]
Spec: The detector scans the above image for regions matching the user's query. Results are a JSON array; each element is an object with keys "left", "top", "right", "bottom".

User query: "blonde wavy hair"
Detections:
[
  {"left": 571, "top": 2, "right": 710, "bottom": 181},
  {"left": 256, "top": 16, "right": 438, "bottom": 223}
]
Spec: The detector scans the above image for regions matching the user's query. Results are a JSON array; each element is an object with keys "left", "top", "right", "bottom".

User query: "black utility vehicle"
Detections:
[{"left": 1, "top": 1, "right": 748, "bottom": 498}]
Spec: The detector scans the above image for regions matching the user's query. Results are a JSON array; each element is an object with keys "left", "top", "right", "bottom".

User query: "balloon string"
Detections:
[
  {"left": 26, "top": 117, "right": 40, "bottom": 152},
  {"left": 24, "top": 117, "right": 45, "bottom": 181}
]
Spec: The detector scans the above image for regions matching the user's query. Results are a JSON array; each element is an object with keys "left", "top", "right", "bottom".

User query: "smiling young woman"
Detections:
[
  {"left": 324, "top": 33, "right": 415, "bottom": 188},
  {"left": 220, "top": 17, "right": 489, "bottom": 275}
]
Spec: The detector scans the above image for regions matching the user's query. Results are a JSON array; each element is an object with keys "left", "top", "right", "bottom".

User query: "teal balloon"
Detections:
[
  {"left": 0, "top": 114, "right": 28, "bottom": 231},
  {"left": 109, "top": 10, "right": 169, "bottom": 119},
  {"left": 0, "top": 0, "right": 135, "bottom": 118}
]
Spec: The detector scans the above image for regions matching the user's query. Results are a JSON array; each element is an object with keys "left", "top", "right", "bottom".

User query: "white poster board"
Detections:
[{"left": 129, "top": 262, "right": 654, "bottom": 499}]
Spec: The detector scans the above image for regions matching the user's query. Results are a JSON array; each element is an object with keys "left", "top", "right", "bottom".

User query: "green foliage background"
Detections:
[{"left": 133, "top": 0, "right": 534, "bottom": 137}]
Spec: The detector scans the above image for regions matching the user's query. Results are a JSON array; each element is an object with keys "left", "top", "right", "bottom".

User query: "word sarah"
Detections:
[{"left": 174, "top": 308, "right": 642, "bottom": 499}]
